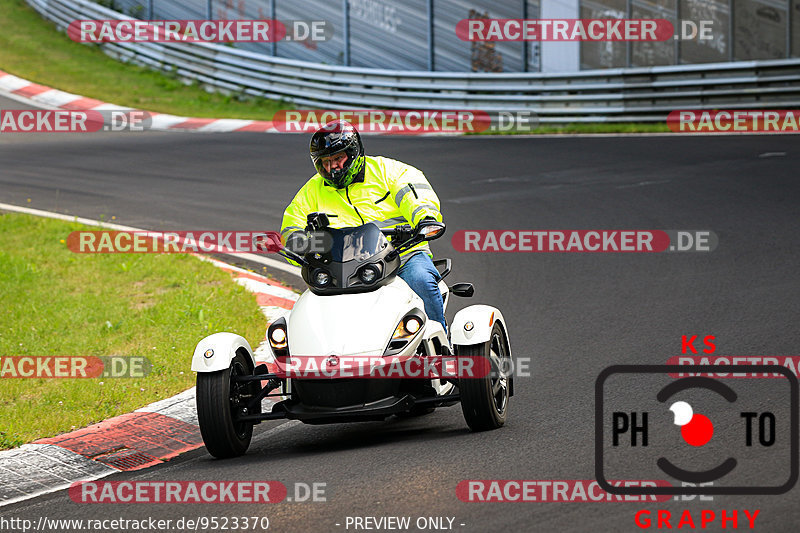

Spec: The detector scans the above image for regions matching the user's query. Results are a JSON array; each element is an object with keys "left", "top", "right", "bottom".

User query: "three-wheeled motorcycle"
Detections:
[{"left": 192, "top": 214, "right": 513, "bottom": 458}]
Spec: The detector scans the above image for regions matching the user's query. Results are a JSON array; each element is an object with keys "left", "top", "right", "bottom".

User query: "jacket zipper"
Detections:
[{"left": 345, "top": 186, "right": 365, "bottom": 225}]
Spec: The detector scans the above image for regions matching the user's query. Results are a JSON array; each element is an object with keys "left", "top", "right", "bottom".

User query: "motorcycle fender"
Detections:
[
  {"left": 191, "top": 332, "right": 255, "bottom": 373},
  {"left": 450, "top": 305, "right": 507, "bottom": 347}
]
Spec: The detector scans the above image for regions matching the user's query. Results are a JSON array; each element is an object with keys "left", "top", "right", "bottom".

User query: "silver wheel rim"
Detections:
[
  {"left": 489, "top": 333, "right": 509, "bottom": 415},
  {"left": 229, "top": 360, "right": 250, "bottom": 438}
]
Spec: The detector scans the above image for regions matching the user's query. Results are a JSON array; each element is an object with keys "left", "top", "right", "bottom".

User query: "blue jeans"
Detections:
[{"left": 398, "top": 252, "right": 447, "bottom": 332}]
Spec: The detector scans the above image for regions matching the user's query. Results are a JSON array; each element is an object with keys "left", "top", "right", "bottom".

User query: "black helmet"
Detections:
[{"left": 309, "top": 120, "right": 365, "bottom": 188}]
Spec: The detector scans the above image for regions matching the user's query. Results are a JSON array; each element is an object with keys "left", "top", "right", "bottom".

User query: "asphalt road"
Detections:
[{"left": 1, "top": 93, "right": 799, "bottom": 532}]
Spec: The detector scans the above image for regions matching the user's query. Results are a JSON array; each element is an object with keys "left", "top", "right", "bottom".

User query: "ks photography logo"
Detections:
[{"left": 595, "top": 365, "right": 798, "bottom": 496}]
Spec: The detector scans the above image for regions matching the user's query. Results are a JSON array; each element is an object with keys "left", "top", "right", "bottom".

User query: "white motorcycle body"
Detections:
[
  {"left": 192, "top": 220, "right": 513, "bottom": 458},
  {"left": 193, "top": 278, "right": 508, "bottom": 390}
]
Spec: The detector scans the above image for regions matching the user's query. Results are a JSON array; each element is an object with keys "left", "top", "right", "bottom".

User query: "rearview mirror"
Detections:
[
  {"left": 418, "top": 221, "right": 446, "bottom": 241},
  {"left": 450, "top": 283, "right": 474, "bottom": 297}
]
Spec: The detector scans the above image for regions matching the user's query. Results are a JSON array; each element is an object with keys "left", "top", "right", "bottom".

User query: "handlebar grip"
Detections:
[{"left": 381, "top": 224, "right": 412, "bottom": 236}]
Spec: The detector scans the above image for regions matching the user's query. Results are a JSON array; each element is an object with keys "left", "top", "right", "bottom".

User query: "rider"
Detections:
[{"left": 280, "top": 120, "right": 447, "bottom": 332}]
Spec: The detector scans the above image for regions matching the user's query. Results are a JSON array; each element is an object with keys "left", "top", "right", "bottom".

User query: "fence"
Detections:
[{"left": 25, "top": 0, "right": 800, "bottom": 122}]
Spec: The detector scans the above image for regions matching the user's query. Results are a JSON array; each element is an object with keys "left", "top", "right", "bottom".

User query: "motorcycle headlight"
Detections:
[
  {"left": 268, "top": 317, "right": 288, "bottom": 352},
  {"left": 270, "top": 327, "right": 286, "bottom": 345},
  {"left": 269, "top": 324, "right": 287, "bottom": 350},
  {"left": 404, "top": 316, "right": 422, "bottom": 334},
  {"left": 392, "top": 313, "right": 425, "bottom": 340},
  {"left": 358, "top": 264, "right": 380, "bottom": 284},
  {"left": 313, "top": 269, "right": 331, "bottom": 287},
  {"left": 385, "top": 311, "right": 425, "bottom": 356}
]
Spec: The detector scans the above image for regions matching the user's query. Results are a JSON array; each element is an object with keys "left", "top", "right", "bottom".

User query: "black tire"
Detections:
[
  {"left": 196, "top": 351, "right": 256, "bottom": 458},
  {"left": 458, "top": 322, "right": 511, "bottom": 431}
]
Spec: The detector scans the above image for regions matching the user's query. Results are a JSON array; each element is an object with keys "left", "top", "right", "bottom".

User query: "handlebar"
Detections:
[
  {"left": 380, "top": 225, "right": 412, "bottom": 237},
  {"left": 277, "top": 221, "right": 444, "bottom": 265},
  {"left": 381, "top": 225, "right": 417, "bottom": 252}
]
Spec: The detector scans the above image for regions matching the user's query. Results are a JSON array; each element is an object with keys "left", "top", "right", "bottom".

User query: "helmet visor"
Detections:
[{"left": 313, "top": 145, "right": 360, "bottom": 187}]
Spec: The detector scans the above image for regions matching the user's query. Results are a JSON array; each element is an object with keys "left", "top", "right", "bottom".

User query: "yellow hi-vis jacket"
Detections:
[{"left": 281, "top": 155, "right": 443, "bottom": 261}]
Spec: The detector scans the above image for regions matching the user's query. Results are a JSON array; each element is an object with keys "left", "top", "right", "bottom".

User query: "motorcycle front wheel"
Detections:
[
  {"left": 196, "top": 351, "right": 257, "bottom": 458},
  {"left": 458, "top": 322, "right": 511, "bottom": 431}
]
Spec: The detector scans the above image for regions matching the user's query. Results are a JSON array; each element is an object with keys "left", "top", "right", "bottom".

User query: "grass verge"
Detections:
[
  {"left": 0, "top": 212, "right": 269, "bottom": 448},
  {"left": 0, "top": 0, "right": 670, "bottom": 134},
  {"left": 525, "top": 122, "right": 670, "bottom": 134}
]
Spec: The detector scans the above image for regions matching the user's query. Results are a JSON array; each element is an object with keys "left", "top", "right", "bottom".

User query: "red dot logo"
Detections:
[
  {"left": 670, "top": 401, "right": 714, "bottom": 447},
  {"left": 681, "top": 413, "right": 714, "bottom": 446}
]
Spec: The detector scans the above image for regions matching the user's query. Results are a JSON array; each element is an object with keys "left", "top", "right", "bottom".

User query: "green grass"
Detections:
[
  {"left": 0, "top": 213, "right": 270, "bottom": 448},
  {"left": 0, "top": 0, "right": 287, "bottom": 119},
  {"left": 526, "top": 122, "right": 670, "bottom": 134},
  {"left": 468, "top": 121, "right": 670, "bottom": 135},
  {"left": 0, "top": 0, "right": 669, "bottom": 134}
]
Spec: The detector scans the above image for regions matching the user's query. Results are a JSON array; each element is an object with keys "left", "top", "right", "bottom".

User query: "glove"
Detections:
[
  {"left": 415, "top": 217, "right": 445, "bottom": 240},
  {"left": 416, "top": 216, "right": 437, "bottom": 230}
]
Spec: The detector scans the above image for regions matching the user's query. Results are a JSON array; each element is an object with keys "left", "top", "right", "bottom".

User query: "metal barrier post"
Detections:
[
  {"left": 787, "top": 0, "right": 792, "bottom": 58},
  {"left": 522, "top": 0, "right": 528, "bottom": 72},
  {"left": 728, "top": 0, "right": 734, "bottom": 60},
  {"left": 207, "top": 0, "right": 213, "bottom": 20},
  {"left": 270, "top": 0, "right": 276, "bottom": 56},
  {"left": 146, "top": 0, "right": 152, "bottom": 20},
  {"left": 675, "top": 0, "right": 681, "bottom": 65},
  {"left": 626, "top": 0, "right": 632, "bottom": 67},
  {"left": 427, "top": 0, "right": 434, "bottom": 71},
  {"left": 343, "top": 0, "right": 350, "bottom": 66}
]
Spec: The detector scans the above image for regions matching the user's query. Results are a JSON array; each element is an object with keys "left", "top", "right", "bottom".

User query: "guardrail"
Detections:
[{"left": 26, "top": 0, "right": 800, "bottom": 123}]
